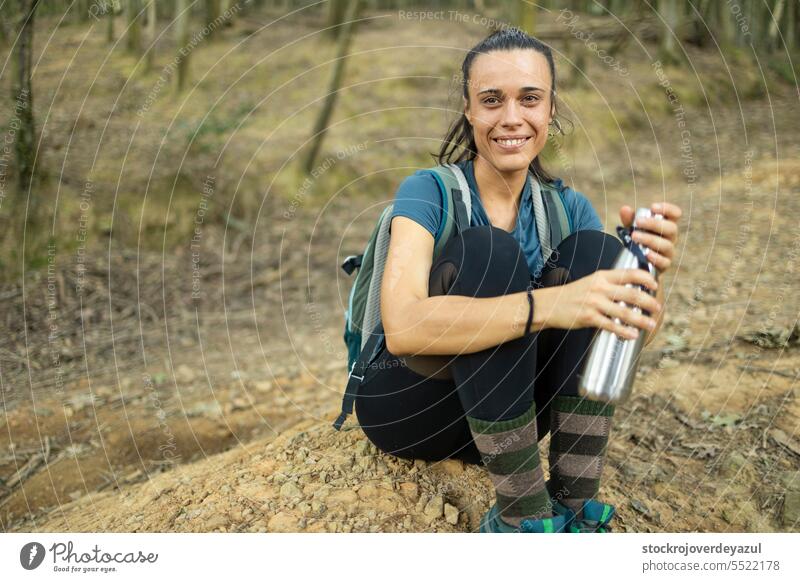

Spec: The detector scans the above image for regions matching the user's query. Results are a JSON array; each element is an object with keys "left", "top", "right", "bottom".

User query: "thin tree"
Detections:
[
  {"left": 107, "top": 0, "right": 115, "bottom": 43},
  {"left": 303, "top": 0, "right": 361, "bottom": 173},
  {"left": 12, "top": 0, "right": 39, "bottom": 201},
  {"left": 205, "top": 0, "right": 220, "bottom": 40},
  {"left": 327, "top": 0, "right": 348, "bottom": 40},
  {"left": 657, "top": 0, "right": 681, "bottom": 65},
  {"left": 175, "top": 0, "right": 190, "bottom": 92},
  {"left": 516, "top": 0, "right": 537, "bottom": 35},
  {"left": 145, "top": 0, "right": 156, "bottom": 71},
  {"left": 127, "top": 0, "right": 142, "bottom": 54}
]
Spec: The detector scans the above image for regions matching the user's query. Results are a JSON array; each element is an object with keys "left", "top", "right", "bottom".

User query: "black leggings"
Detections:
[{"left": 355, "top": 225, "right": 622, "bottom": 466}]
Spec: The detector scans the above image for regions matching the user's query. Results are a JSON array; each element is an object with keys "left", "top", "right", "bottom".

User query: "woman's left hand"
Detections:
[{"left": 619, "top": 202, "right": 682, "bottom": 274}]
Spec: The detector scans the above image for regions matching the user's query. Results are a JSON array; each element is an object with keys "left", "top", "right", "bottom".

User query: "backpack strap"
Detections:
[
  {"left": 333, "top": 321, "right": 386, "bottom": 431},
  {"left": 427, "top": 164, "right": 472, "bottom": 259},
  {"left": 530, "top": 176, "right": 572, "bottom": 264}
]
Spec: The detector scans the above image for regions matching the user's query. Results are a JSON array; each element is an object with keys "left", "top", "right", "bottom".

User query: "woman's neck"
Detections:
[{"left": 472, "top": 156, "right": 528, "bottom": 206}]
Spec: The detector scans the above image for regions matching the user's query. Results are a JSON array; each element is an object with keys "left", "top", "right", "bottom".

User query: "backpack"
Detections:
[{"left": 333, "top": 162, "right": 573, "bottom": 430}]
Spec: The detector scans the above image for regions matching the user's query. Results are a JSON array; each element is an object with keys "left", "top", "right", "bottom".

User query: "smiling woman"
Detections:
[{"left": 346, "top": 27, "right": 682, "bottom": 535}]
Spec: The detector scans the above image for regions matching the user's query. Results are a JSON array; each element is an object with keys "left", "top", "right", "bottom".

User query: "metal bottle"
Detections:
[{"left": 578, "top": 208, "right": 662, "bottom": 404}]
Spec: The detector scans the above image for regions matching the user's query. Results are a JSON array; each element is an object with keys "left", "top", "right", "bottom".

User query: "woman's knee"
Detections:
[
  {"left": 548, "top": 230, "right": 622, "bottom": 282},
  {"left": 428, "top": 225, "right": 530, "bottom": 298}
]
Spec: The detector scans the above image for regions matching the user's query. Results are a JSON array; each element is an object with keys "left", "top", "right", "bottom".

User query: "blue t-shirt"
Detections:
[{"left": 390, "top": 159, "right": 604, "bottom": 278}]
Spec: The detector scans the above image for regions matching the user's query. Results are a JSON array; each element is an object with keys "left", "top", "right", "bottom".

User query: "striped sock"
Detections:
[
  {"left": 548, "top": 395, "right": 615, "bottom": 519},
  {"left": 467, "top": 402, "right": 551, "bottom": 528}
]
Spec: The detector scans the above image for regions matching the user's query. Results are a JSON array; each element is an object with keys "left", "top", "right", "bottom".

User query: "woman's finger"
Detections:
[
  {"left": 598, "top": 298, "right": 656, "bottom": 334},
  {"left": 642, "top": 250, "right": 672, "bottom": 272},
  {"left": 634, "top": 216, "right": 678, "bottom": 241},
  {"left": 608, "top": 284, "right": 662, "bottom": 315},
  {"left": 651, "top": 202, "right": 682, "bottom": 221},
  {"left": 591, "top": 311, "right": 639, "bottom": 340},
  {"left": 604, "top": 268, "right": 658, "bottom": 292},
  {"left": 631, "top": 230, "right": 674, "bottom": 257}
]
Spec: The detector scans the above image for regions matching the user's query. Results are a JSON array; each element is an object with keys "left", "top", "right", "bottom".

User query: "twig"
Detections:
[{"left": 738, "top": 365, "right": 798, "bottom": 380}]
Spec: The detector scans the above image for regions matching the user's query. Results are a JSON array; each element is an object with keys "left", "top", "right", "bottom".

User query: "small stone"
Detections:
[
  {"left": 399, "top": 482, "right": 419, "bottom": 501},
  {"left": 444, "top": 503, "right": 459, "bottom": 525},
  {"left": 280, "top": 481, "right": 303, "bottom": 500},
  {"left": 720, "top": 451, "right": 750, "bottom": 478},
  {"left": 423, "top": 495, "right": 444, "bottom": 523},
  {"left": 433, "top": 459, "right": 464, "bottom": 476},
  {"left": 268, "top": 511, "right": 298, "bottom": 532},
  {"left": 783, "top": 491, "right": 800, "bottom": 527},
  {"left": 357, "top": 483, "right": 380, "bottom": 501},
  {"left": 779, "top": 471, "right": 800, "bottom": 492}
]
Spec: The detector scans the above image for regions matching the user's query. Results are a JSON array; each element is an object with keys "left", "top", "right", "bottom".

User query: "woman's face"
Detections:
[{"left": 463, "top": 48, "right": 555, "bottom": 175}]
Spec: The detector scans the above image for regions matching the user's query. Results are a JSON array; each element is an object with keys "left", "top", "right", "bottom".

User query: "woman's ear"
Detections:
[{"left": 463, "top": 96, "right": 471, "bottom": 125}]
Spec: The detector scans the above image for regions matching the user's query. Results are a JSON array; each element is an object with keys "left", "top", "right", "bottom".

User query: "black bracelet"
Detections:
[{"left": 524, "top": 283, "right": 535, "bottom": 337}]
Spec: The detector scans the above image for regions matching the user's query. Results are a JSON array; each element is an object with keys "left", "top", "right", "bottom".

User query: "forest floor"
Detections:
[{"left": 1, "top": 7, "right": 799, "bottom": 532}]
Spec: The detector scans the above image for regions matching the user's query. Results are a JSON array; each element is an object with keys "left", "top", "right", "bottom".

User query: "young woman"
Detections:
[{"left": 354, "top": 28, "right": 682, "bottom": 533}]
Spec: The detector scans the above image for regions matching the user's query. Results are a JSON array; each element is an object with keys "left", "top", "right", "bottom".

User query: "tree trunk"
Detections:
[
  {"left": 205, "top": 0, "right": 220, "bottom": 40},
  {"left": 304, "top": 0, "right": 360, "bottom": 173},
  {"left": 715, "top": 0, "right": 736, "bottom": 49},
  {"left": 106, "top": 0, "right": 115, "bottom": 43},
  {"left": 517, "top": 1, "right": 537, "bottom": 35},
  {"left": 657, "top": 0, "right": 681, "bottom": 64},
  {"left": 784, "top": 0, "right": 796, "bottom": 51},
  {"left": 127, "top": 0, "right": 142, "bottom": 53},
  {"left": 145, "top": 0, "right": 156, "bottom": 71},
  {"left": 175, "top": 0, "right": 190, "bottom": 92},
  {"left": 768, "top": 0, "right": 786, "bottom": 52},
  {"left": 12, "top": 0, "right": 38, "bottom": 201},
  {"left": 327, "top": 0, "right": 348, "bottom": 40}
]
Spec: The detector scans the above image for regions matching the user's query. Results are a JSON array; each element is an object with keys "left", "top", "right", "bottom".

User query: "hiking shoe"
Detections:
[
  {"left": 567, "top": 499, "right": 615, "bottom": 533},
  {"left": 479, "top": 503, "right": 570, "bottom": 533},
  {"left": 549, "top": 498, "right": 578, "bottom": 531}
]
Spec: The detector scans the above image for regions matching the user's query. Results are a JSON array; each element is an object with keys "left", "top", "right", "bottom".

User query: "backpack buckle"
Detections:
[{"left": 341, "top": 254, "right": 363, "bottom": 275}]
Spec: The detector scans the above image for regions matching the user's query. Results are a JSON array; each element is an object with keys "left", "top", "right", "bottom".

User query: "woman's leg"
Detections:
[
  {"left": 535, "top": 229, "right": 622, "bottom": 519},
  {"left": 354, "top": 348, "right": 483, "bottom": 465},
  {"left": 355, "top": 224, "right": 542, "bottom": 471},
  {"left": 426, "top": 225, "right": 551, "bottom": 528}
]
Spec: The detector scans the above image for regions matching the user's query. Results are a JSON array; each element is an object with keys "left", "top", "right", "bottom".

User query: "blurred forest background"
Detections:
[{"left": 0, "top": 1, "right": 799, "bottom": 533}]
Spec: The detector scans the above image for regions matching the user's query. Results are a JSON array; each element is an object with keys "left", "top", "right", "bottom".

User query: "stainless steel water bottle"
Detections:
[{"left": 578, "top": 208, "right": 662, "bottom": 404}]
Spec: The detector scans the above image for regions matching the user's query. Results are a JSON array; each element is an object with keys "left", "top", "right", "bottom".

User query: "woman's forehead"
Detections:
[{"left": 469, "top": 49, "right": 551, "bottom": 93}]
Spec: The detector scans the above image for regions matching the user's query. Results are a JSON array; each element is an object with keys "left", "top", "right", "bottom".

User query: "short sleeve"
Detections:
[
  {"left": 556, "top": 180, "right": 603, "bottom": 232},
  {"left": 389, "top": 170, "right": 443, "bottom": 238}
]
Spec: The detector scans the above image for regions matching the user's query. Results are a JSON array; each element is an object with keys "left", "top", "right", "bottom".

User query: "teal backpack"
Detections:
[{"left": 333, "top": 162, "right": 572, "bottom": 430}]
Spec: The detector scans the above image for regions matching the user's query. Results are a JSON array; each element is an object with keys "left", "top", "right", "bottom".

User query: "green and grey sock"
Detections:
[
  {"left": 467, "top": 402, "right": 551, "bottom": 528},
  {"left": 548, "top": 395, "right": 614, "bottom": 519}
]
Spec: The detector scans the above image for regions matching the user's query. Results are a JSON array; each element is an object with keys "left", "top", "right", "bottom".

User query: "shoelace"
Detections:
[{"left": 573, "top": 517, "right": 613, "bottom": 533}]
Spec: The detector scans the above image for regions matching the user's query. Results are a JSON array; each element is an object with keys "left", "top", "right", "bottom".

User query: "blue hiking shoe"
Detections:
[
  {"left": 566, "top": 499, "right": 616, "bottom": 533},
  {"left": 549, "top": 498, "right": 578, "bottom": 531},
  {"left": 479, "top": 503, "right": 570, "bottom": 533}
]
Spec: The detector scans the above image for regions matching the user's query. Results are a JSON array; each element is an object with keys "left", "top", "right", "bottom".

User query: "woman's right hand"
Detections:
[{"left": 537, "top": 269, "right": 661, "bottom": 339}]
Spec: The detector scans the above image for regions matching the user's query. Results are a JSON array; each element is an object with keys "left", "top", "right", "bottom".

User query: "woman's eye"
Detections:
[
  {"left": 523, "top": 94, "right": 540, "bottom": 103},
  {"left": 483, "top": 97, "right": 500, "bottom": 105}
]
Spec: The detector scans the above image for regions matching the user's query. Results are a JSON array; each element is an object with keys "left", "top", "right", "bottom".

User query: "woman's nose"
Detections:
[{"left": 500, "top": 99, "right": 523, "bottom": 126}]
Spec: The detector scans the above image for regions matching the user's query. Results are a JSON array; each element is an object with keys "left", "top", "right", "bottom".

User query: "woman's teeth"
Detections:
[{"left": 497, "top": 138, "right": 527, "bottom": 146}]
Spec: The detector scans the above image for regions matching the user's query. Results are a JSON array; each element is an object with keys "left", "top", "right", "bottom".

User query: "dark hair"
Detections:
[{"left": 436, "top": 27, "right": 566, "bottom": 184}]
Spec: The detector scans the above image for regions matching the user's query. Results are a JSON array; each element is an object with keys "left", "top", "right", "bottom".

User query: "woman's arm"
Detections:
[
  {"left": 380, "top": 217, "right": 533, "bottom": 356},
  {"left": 381, "top": 216, "right": 660, "bottom": 357}
]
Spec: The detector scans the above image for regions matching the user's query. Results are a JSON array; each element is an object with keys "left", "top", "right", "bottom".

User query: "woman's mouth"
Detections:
[{"left": 492, "top": 136, "right": 531, "bottom": 152}]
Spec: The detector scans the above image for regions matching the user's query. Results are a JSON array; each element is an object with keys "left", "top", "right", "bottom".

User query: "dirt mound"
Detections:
[
  {"left": 16, "top": 392, "right": 800, "bottom": 533},
  {"left": 23, "top": 412, "right": 492, "bottom": 533}
]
